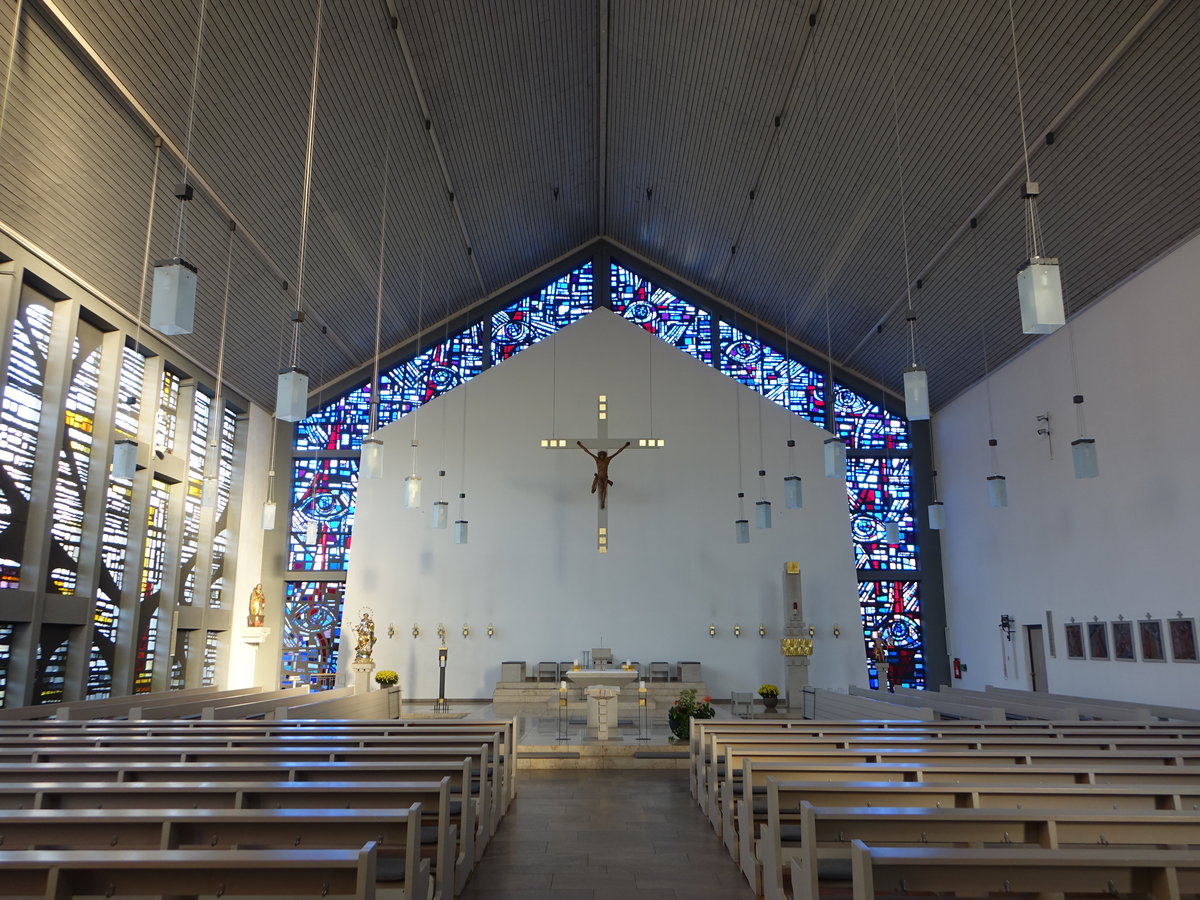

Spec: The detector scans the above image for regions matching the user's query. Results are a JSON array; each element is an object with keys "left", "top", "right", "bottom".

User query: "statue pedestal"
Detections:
[
  {"left": 238, "top": 626, "right": 270, "bottom": 646},
  {"left": 350, "top": 661, "right": 376, "bottom": 695}
]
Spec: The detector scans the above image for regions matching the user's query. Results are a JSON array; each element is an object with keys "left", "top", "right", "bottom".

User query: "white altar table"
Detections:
[{"left": 565, "top": 669, "right": 639, "bottom": 689}]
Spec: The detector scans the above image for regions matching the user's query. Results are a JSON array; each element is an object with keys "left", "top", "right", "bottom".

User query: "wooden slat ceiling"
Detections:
[{"left": 0, "top": 0, "right": 1196, "bottom": 410}]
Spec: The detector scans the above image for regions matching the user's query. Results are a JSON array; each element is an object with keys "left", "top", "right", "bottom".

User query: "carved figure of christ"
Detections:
[{"left": 541, "top": 394, "right": 663, "bottom": 552}]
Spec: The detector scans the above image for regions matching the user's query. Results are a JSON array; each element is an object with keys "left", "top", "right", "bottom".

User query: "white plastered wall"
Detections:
[
  {"left": 934, "top": 231, "right": 1200, "bottom": 707},
  {"left": 343, "top": 309, "right": 866, "bottom": 700}
]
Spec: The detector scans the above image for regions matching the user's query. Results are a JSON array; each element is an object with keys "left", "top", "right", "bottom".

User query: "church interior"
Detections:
[{"left": 1, "top": 0, "right": 1199, "bottom": 897}]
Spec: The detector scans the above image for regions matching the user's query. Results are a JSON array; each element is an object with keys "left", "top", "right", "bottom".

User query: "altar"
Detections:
[{"left": 565, "top": 669, "right": 639, "bottom": 689}]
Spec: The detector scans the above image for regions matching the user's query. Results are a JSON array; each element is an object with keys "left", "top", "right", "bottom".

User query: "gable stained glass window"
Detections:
[
  {"left": 846, "top": 457, "right": 918, "bottom": 571},
  {"left": 294, "top": 385, "right": 371, "bottom": 453},
  {"left": 290, "top": 457, "right": 358, "bottom": 571},
  {"left": 280, "top": 581, "right": 344, "bottom": 687},
  {"left": 610, "top": 264, "right": 713, "bottom": 363},
  {"left": 491, "top": 261, "right": 593, "bottom": 363},
  {"left": 835, "top": 384, "right": 910, "bottom": 451},
  {"left": 718, "top": 320, "right": 825, "bottom": 425},
  {"left": 860, "top": 580, "right": 926, "bottom": 690},
  {"left": 0, "top": 299, "right": 55, "bottom": 589}
]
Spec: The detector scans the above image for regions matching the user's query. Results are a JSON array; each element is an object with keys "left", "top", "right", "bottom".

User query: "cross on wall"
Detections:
[{"left": 541, "top": 394, "right": 663, "bottom": 553}]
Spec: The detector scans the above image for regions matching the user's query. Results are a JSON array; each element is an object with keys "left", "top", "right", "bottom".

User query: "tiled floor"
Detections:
[{"left": 459, "top": 769, "right": 755, "bottom": 899}]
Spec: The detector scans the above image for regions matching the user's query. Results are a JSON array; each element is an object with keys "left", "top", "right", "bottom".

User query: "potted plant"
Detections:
[
  {"left": 758, "top": 683, "right": 780, "bottom": 711},
  {"left": 374, "top": 670, "right": 399, "bottom": 688},
  {"left": 668, "top": 688, "right": 714, "bottom": 741}
]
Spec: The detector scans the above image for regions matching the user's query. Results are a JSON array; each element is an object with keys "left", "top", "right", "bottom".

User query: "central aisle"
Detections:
[{"left": 460, "top": 769, "right": 753, "bottom": 899}]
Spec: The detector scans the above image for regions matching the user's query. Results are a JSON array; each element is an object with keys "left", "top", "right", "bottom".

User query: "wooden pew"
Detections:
[
  {"left": 127, "top": 686, "right": 318, "bottom": 720},
  {"left": 782, "top": 803, "right": 1200, "bottom": 900},
  {"left": 0, "top": 841, "right": 385, "bottom": 899},
  {"left": 807, "top": 688, "right": 936, "bottom": 721},
  {"left": 843, "top": 840, "right": 1200, "bottom": 900},
  {"left": 0, "top": 807, "right": 435, "bottom": 900},
  {"left": 984, "top": 684, "right": 1200, "bottom": 723}
]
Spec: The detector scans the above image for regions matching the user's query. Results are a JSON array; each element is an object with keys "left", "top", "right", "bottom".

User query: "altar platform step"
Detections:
[
  {"left": 517, "top": 740, "right": 690, "bottom": 769},
  {"left": 492, "top": 679, "right": 708, "bottom": 709}
]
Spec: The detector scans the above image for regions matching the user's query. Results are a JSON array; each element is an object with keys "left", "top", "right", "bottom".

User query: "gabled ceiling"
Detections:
[{"left": 0, "top": 0, "right": 1196, "bottom": 412}]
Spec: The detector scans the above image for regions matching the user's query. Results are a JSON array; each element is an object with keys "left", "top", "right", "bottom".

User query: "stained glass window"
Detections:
[
  {"left": 392, "top": 324, "right": 484, "bottom": 418},
  {"left": 280, "top": 581, "right": 344, "bottom": 687},
  {"left": 35, "top": 626, "right": 70, "bottom": 704},
  {"left": 203, "top": 630, "right": 218, "bottom": 686},
  {"left": 154, "top": 369, "right": 181, "bottom": 455},
  {"left": 859, "top": 580, "right": 926, "bottom": 690},
  {"left": 290, "top": 457, "right": 358, "bottom": 571},
  {"left": 169, "top": 629, "right": 188, "bottom": 690},
  {"left": 491, "top": 262, "right": 593, "bottom": 363},
  {"left": 0, "top": 623, "right": 11, "bottom": 707},
  {"left": 846, "top": 457, "right": 918, "bottom": 571},
  {"left": 295, "top": 385, "right": 372, "bottom": 453},
  {"left": 610, "top": 264, "right": 713, "bottom": 364},
  {"left": 46, "top": 327, "right": 102, "bottom": 595},
  {"left": 114, "top": 345, "right": 146, "bottom": 440},
  {"left": 0, "top": 299, "right": 55, "bottom": 589},
  {"left": 180, "top": 391, "right": 210, "bottom": 606},
  {"left": 717, "top": 321, "right": 826, "bottom": 425},
  {"left": 133, "top": 480, "right": 170, "bottom": 693},
  {"left": 208, "top": 407, "right": 237, "bottom": 610},
  {"left": 835, "top": 384, "right": 910, "bottom": 451}
]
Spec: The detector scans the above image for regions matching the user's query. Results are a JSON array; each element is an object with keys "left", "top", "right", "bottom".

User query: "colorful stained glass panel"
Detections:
[
  {"left": 835, "top": 384, "right": 910, "bottom": 451},
  {"left": 610, "top": 264, "right": 713, "bottom": 364},
  {"left": 859, "top": 580, "right": 925, "bottom": 690},
  {"left": 280, "top": 581, "right": 344, "bottom": 687},
  {"left": 717, "top": 321, "right": 825, "bottom": 424},
  {"left": 290, "top": 457, "right": 358, "bottom": 571},
  {"left": 846, "top": 457, "right": 918, "bottom": 570},
  {"left": 491, "top": 262, "right": 593, "bottom": 363}
]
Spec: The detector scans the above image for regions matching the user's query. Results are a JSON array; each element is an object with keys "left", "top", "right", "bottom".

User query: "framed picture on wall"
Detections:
[
  {"left": 1064, "top": 623, "right": 1085, "bottom": 659},
  {"left": 1168, "top": 617, "right": 1198, "bottom": 662},
  {"left": 1111, "top": 621, "right": 1135, "bottom": 661},
  {"left": 1087, "top": 622, "right": 1109, "bottom": 660},
  {"left": 1138, "top": 619, "right": 1165, "bottom": 662}
]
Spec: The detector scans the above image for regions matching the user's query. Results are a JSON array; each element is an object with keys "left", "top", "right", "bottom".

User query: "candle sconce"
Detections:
[
  {"left": 437, "top": 623, "right": 446, "bottom": 642},
  {"left": 708, "top": 624, "right": 717, "bottom": 638},
  {"left": 833, "top": 624, "right": 841, "bottom": 638},
  {"left": 387, "top": 623, "right": 395, "bottom": 639},
  {"left": 759, "top": 624, "right": 766, "bottom": 638},
  {"left": 733, "top": 624, "right": 742, "bottom": 638},
  {"left": 487, "top": 623, "right": 495, "bottom": 638},
  {"left": 462, "top": 623, "right": 470, "bottom": 638},
  {"left": 808, "top": 625, "right": 816, "bottom": 638},
  {"left": 411, "top": 624, "right": 420, "bottom": 639}
]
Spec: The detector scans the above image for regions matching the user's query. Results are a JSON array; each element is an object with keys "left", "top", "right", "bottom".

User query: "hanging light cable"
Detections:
[
  {"left": 202, "top": 220, "right": 236, "bottom": 508},
  {"left": 403, "top": 251, "right": 426, "bottom": 508},
  {"left": 822, "top": 285, "right": 846, "bottom": 477},
  {"left": 887, "top": 55, "right": 929, "bottom": 421},
  {"left": 361, "top": 123, "right": 393, "bottom": 481},
  {"left": 734, "top": 377, "right": 749, "bottom": 544},
  {"left": 113, "top": 140, "right": 163, "bottom": 481},
  {"left": 150, "top": 0, "right": 207, "bottom": 336},
  {"left": 1065, "top": 287, "right": 1098, "bottom": 478},
  {"left": 303, "top": 329, "right": 329, "bottom": 547},
  {"left": 753, "top": 322, "right": 772, "bottom": 529},
  {"left": 782, "top": 305, "right": 802, "bottom": 508},
  {"left": 277, "top": 0, "right": 326, "bottom": 422},
  {"left": 432, "top": 318, "right": 450, "bottom": 530},
  {"left": 982, "top": 324, "right": 1008, "bottom": 507},
  {"left": 1008, "top": 0, "right": 1065, "bottom": 335},
  {"left": 454, "top": 379, "right": 469, "bottom": 545}
]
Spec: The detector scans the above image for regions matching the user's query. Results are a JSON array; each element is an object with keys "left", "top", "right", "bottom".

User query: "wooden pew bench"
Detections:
[
  {"left": 0, "top": 777, "right": 468, "bottom": 898},
  {"left": 779, "top": 803, "right": 1200, "bottom": 900},
  {"left": 0, "top": 807, "right": 435, "bottom": 900},
  {"left": 0, "top": 842, "right": 390, "bottom": 899},
  {"left": 843, "top": 841, "right": 1200, "bottom": 900}
]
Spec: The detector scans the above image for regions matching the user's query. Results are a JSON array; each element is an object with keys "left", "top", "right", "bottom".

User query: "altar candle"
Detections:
[
  {"left": 560, "top": 680, "right": 566, "bottom": 690},
  {"left": 639, "top": 680, "right": 646, "bottom": 689}
]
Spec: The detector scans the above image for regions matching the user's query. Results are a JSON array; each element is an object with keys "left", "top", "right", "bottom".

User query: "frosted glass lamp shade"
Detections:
[
  {"left": 200, "top": 476, "right": 218, "bottom": 509},
  {"left": 361, "top": 437, "right": 384, "bottom": 480},
  {"left": 261, "top": 500, "right": 277, "bottom": 530},
  {"left": 1017, "top": 257, "right": 1065, "bottom": 335},
  {"left": 112, "top": 439, "right": 138, "bottom": 480},
  {"left": 927, "top": 501, "right": 946, "bottom": 530},
  {"left": 454, "top": 520, "right": 469, "bottom": 545},
  {"left": 276, "top": 367, "right": 309, "bottom": 422},
  {"left": 150, "top": 257, "right": 197, "bottom": 335},
  {"left": 403, "top": 475, "right": 422, "bottom": 508},
  {"left": 304, "top": 519, "right": 319, "bottom": 544},
  {"left": 987, "top": 474, "right": 1009, "bottom": 508},
  {"left": 1071, "top": 438, "right": 1099, "bottom": 478},
  {"left": 903, "top": 366, "right": 930, "bottom": 421},
  {"left": 784, "top": 475, "right": 802, "bottom": 509},
  {"left": 432, "top": 500, "right": 449, "bottom": 529},
  {"left": 755, "top": 500, "right": 772, "bottom": 529},
  {"left": 884, "top": 520, "right": 901, "bottom": 544},
  {"left": 823, "top": 437, "right": 846, "bottom": 478},
  {"left": 735, "top": 519, "right": 750, "bottom": 544}
]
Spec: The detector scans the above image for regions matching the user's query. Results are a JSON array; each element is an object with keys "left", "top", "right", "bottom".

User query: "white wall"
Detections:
[
  {"left": 934, "top": 232, "right": 1200, "bottom": 707},
  {"left": 344, "top": 309, "right": 865, "bottom": 700}
]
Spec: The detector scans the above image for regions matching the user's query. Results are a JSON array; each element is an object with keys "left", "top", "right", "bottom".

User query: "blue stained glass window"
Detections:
[
  {"left": 846, "top": 457, "right": 918, "bottom": 571},
  {"left": 717, "top": 321, "right": 826, "bottom": 425},
  {"left": 610, "top": 264, "right": 713, "bottom": 364},
  {"left": 859, "top": 580, "right": 925, "bottom": 690},
  {"left": 835, "top": 384, "right": 910, "bottom": 451},
  {"left": 294, "top": 385, "right": 372, "bottom": 453},
  {"left": 491, "top": 261, "right": 593, "bottom": 364},
  {"left": 290, "top": 457, "right": 358, "bottom": 571},
  {"left": 280, "top": 581, "right": 344, "bottom": 687}
]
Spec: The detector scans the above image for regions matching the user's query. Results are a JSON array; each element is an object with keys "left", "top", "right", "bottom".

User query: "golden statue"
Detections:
[
  {"left": 247, "top": 583, "right": 266, "bottom": 627},
  {"left": 354, "top": 612, "right": 376, "bottom": 662}
]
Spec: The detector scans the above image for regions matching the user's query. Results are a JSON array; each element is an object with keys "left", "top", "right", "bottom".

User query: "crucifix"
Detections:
[{"left": 541, "top": 394, "right": 663, "bottom": 553}]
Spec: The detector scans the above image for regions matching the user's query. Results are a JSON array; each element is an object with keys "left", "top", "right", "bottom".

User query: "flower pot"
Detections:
[{"left": 761, "top": 696, "right": 779, "bottom": 711}]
